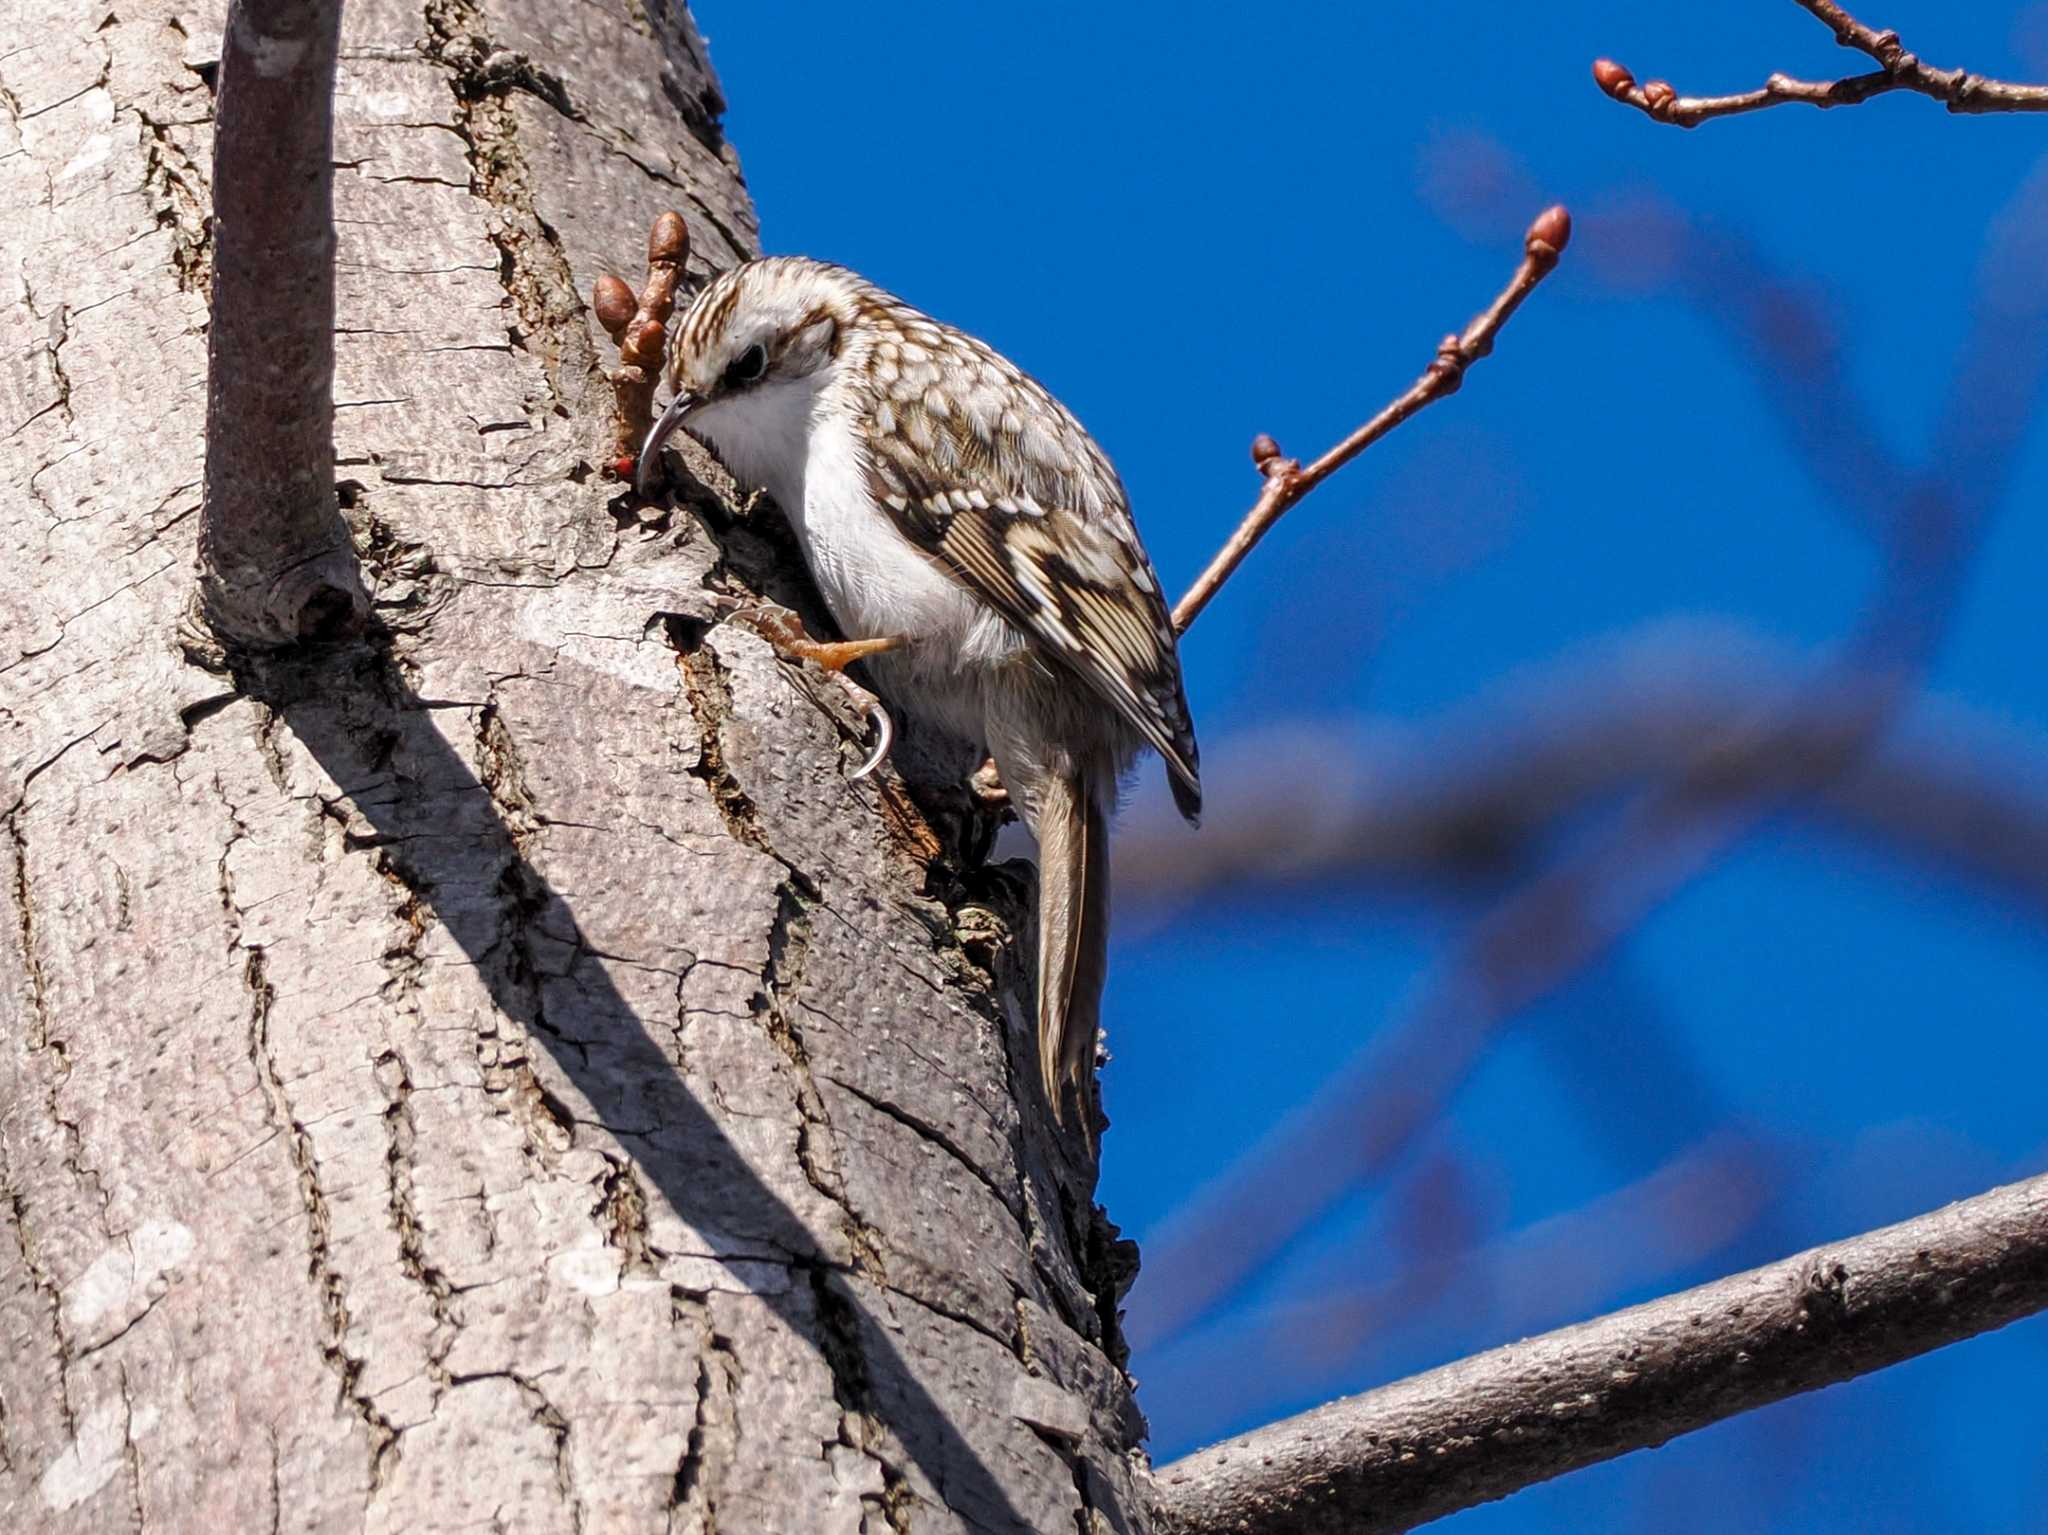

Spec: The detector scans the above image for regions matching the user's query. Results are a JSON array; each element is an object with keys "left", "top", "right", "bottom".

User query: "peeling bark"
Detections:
[{"left": 0, "top": 3, "right": 1146, "bottom": 1529}]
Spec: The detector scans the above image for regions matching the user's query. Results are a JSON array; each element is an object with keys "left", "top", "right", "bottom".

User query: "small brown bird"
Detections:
[{"left": 639, "top": 258, "right": 1200, "bottom": 1127}]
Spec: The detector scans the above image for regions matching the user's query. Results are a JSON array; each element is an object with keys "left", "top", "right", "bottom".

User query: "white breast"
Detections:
[
  {"left": 691, "top": 374, "right": 1020, "bottom": 672},
  {"left": 796, "top": 405, "right": 982, "bottom": 646}
]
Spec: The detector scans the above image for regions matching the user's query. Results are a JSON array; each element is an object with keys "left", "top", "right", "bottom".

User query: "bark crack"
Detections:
[
  {"left": 3, "top": 565, "right": 177, "bottom": 680},
  {"left": 133, "top": 105, "right": 212, "bottom": 292},
  {"left": 593, "top": 1152, "right": 657, "bottom": 1276},
  {"left": 267, "top": 1433, "right": 283, "bottom": 1535},
  {"left": 218, "top": 770, "right": 400, "bottom": 1487},
  {"left": 14, "top": 268, "right": 75, "bottom": 439},
  {"left": 116, "top": 1362, "right": 146, "bottom": 1533},
  {"left": 9, "top": 798, "right": 116, "bottom": 1230},
  {"left": 1039, "top": 1426, "right": 1105, "bottom": 1535},
  {"left": 807, "top": 1265, "right": 917, "bottom": 1535},
  {"left": 464, "top": 690, "right": 588, "bottom": 1168},
  {"left": 667, "top": 1302, "right": 739, "bottom": 1533},
  {"left": 7, "top": 811, "right": 53, "bottom": 1052},
  {"left": 757, "top": 882, "right": 887, "bottom": 1279},
  {"left": 881, "top": 1273, "right": 1029, "bottom": 1360},
  {"left": 422, "top": 0, "right": 607, "bottom": 423},
  {"left": 374, "top": 1045, "right": 461, "bottom": 1397},
  {"left": 827, "top": 1072, "right": 1022, "bottom": 1222},
  {"left": 672, "top": 639, "right": 784, "bottom": 865},
  {"left": 448, "top": 1370, "right": 586, "bottom": 1534},
  {"left": 5, "top": 1189, "right": 77, "bottom": 1439},
  {"left": 670, "top": 1356, "right": 719, "bottom": 1529},
  {"left": 73, "top": 1286, "right": 170, "bottom": 1362}
]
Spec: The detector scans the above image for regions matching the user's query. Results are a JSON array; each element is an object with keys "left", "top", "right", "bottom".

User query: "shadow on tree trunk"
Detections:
[{"left": 229, "top": 615, "right": 1036, "bottom": 1528}]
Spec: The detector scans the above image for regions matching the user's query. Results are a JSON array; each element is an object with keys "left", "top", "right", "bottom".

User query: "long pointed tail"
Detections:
[{"left": 1034, "top": 770, "right": 1111, "bottom": 1127}]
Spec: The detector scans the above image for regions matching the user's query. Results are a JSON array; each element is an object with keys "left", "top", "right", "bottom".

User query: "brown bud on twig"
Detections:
[
  {"left": 649, "top": 210, "right": 689, "bottom": 272},
  {"left": 1642, "top": 79, "right": 1678, "bottom": 116},
  {"left": 1429, "top": 335, "right": 1468, "bottom": 395},
  {"left": 624, "top": 317, "right": 667, "bottom": 370},
  {"left": 593, "top": 274, "right": 636, "bottom": 341},
  {"left": 1591, "top": 58, "right": 1635, "bottom": 96},
  {"left": 1525, "top": 204, "right": 1572, "bottom": 266},
  {"left": 598, "top": 210, "right": 695, "bottom": 479},
  {"left": 1251, "top": 435, "right": 1300, "bottom": 484}
]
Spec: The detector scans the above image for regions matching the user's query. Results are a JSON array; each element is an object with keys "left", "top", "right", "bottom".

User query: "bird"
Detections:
[{"left": 637, "top": 257, "right": 1200, "bottom": 1130}]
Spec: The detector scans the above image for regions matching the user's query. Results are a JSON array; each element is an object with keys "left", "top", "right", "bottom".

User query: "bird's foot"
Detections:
[
  {"left": 727, "top": 602, "right": 904, "bottom": 780},
  {"left": 726, "top": 601, "right": 907, "bottom": 673}
]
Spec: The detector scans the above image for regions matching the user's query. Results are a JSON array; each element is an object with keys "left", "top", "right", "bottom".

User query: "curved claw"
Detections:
[{"left": 848, "top": 697, "right": 895, "bottom": 781}]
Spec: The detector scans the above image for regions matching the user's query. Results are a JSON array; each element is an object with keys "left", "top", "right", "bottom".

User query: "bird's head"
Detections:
[{"left": 635, "top": 257, "right": 865, "bottom": 497}]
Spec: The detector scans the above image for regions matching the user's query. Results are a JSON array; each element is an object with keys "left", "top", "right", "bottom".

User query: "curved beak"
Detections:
[{"left": 636, "top": 389, "right": 701, "bottom": 498}]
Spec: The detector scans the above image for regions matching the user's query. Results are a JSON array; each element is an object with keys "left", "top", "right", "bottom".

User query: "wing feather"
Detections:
[{"left": 858, "top": 331, "right": 1201, "bottom": 816}]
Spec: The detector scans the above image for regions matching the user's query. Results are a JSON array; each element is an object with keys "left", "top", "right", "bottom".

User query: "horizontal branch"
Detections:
[
  {"left": 1593, "top": 0, "right": 2048, "bottom": 127},
  {"left": 1170, "top": 205, "right": 1570, "bottom": 633},
  {"left": 1148, "top": 1170, "right": 2048, "bottom": 1535}
]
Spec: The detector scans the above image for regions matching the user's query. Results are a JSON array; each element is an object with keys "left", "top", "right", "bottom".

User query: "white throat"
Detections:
[{"left": 687, "top": 372, "right": 827, "bottom": 517}]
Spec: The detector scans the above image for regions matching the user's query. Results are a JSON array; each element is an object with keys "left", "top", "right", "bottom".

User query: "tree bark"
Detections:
[{"left": 0, "top": 2, "right": 1146, "bottom": 1530}]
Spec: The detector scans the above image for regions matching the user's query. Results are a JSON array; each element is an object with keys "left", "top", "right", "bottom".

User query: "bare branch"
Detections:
[
  {"left": 1594, "top": 1, "right": 2048, "bottom": 127},
  {"left": 196, "top": 0, "right": 368, "bottom": 648},
  {"left": 1170, "top": 206, "right": 1570, "bottom": 634},
  {"left": 1148, "top": 1171, "right": 2048, "bottom": 1535}
]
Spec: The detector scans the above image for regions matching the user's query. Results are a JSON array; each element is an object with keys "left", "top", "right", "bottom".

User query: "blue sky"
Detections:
[{"left": 695, "top": 3, "right": 2048, "bottom": 1527}]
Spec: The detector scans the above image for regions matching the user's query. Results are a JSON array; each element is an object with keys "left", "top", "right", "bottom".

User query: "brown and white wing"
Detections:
[{"left": 859, "top": 327, "right": 1201, "bottom": 820}]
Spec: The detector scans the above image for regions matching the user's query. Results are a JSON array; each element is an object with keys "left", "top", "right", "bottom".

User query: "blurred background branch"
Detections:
[
  {"left": 1132, "top": 147, "right": 2048, "bottom": 1357},
  {"left": 1117, "top": 621, "right": 2048, "bottom": 929}
]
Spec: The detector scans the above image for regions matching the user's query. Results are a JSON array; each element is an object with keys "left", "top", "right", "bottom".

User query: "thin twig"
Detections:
[
  {"left": 1148, "top": 1170, "right": 2048, "bottom": 1535},
  {"left": 1594, "top": 0, "right": 2048, "bottom": 128},
  {"left": 1170, "top": 206, "right": 1570, "bottom": 635}
]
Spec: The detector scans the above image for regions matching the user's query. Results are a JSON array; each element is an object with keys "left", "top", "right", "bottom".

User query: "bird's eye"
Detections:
[{"left": 723, "top": 343, "right": 769, "bottom": 389}]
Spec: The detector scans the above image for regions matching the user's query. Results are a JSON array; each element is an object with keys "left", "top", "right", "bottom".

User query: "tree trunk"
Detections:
[{"left": 0, "top": 3, "right": 1147, "bottom": 1530}]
